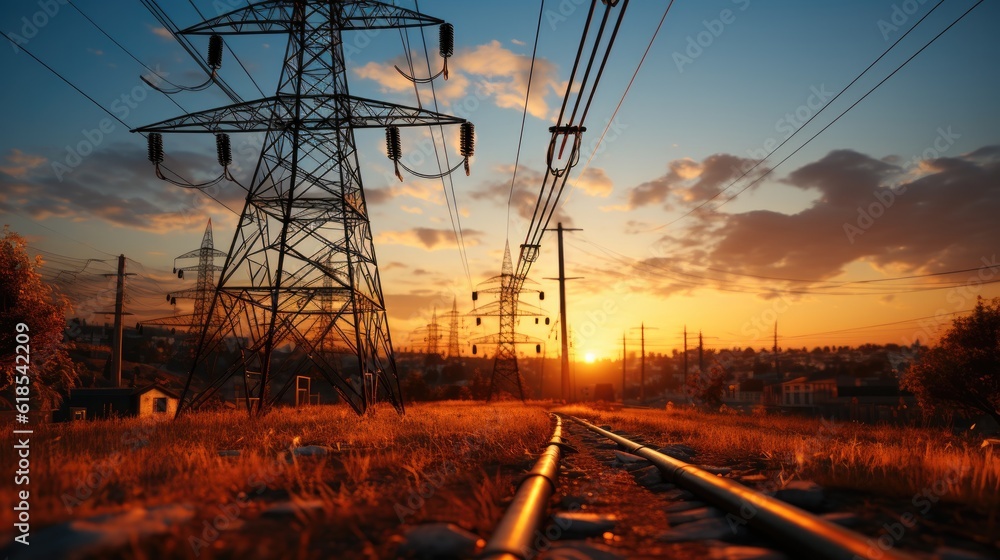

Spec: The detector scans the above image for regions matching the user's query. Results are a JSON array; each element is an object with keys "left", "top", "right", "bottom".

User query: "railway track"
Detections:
[{"left": 477, "top": 413, "right": 989, "bottom": 560}]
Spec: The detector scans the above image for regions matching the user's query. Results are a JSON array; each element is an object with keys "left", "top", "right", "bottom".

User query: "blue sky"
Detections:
[{"left": 2, "top": 0, "right": 999, "bottom": 359}]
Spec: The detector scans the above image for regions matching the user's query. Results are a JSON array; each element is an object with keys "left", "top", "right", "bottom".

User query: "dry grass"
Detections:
[
  {"left": 555, "top": 404, "right": 1000, "bottom": 511},
  {"left": 0, "top": 401, "right": 552, "bottom": 557}
]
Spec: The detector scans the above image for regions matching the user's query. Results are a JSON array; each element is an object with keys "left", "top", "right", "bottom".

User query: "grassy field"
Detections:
[
  {"left": 1, "top": 401, "right": 552, "bottom": 558},
  {"left": 555, "top": 404, "right": 1000, "bottom": 511}
]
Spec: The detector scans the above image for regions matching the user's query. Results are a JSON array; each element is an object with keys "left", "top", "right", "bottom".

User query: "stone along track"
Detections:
[{"left": 478, "top": 413, "right": 919, "bottom": 560}]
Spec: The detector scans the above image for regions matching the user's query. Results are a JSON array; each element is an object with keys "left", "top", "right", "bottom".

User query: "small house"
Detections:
[{"left": 65, "top": 384, "right": 179, "bottom": 420}]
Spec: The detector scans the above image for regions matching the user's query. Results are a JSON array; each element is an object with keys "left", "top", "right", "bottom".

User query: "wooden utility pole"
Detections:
[
  {"left": 683, "top": 325, "right": 688, "bottom": 393},
  {"left": 545, "top": 222, "right": 581, "bottom": 401},
  {"left": 622, "top": 331, "right": 626, "bottom": 404},
  {"left": 101, "top": 255, "right": 134, "bottom": 387}
]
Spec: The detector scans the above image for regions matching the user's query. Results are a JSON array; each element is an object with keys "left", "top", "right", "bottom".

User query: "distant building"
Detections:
[
  {"left": 780, "top": 377, "right": 837, "bottom": 407},
  {"left": 64, "top": 384, "right": 179, "bottom": 421}
]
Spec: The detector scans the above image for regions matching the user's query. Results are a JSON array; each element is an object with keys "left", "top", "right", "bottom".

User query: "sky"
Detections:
[{"left": 1, "top": 0, "right": 999, "bottom": 362}]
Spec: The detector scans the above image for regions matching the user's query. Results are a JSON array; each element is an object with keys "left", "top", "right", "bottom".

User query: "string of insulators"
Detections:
[
  {"left": 385, "top": 125, "right": 403, "bottom": 181},
  {"left": 459, "top": 122, "right": 475, "bottom": 176},
  {"left": 439, "top": 23, "right": 454, "bottom": 80},
  {"left": 216, "top": 133, "right": 232, "bottom": 167},
  {"left": 147, "top": 133, "right": 164, "bottom": 165},
  {"left": 207, "top": 34, "right": 224, "bottom": 70}
]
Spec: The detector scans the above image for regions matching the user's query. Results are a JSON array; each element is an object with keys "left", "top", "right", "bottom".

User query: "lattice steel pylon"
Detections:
[
  {"left": 444, "top": 296, "right": 460, "bottom": 359},
  {"left": 471, "top": 243, "right": 545, "bottom": 401},
  {"left": 140, "top": 219, "right": 225, "bottom": 333},
  {"left": 134, "top": 1, "right": 470, "bottom": 416},
  {"left": 407, "top": 307, "right": 442, "bottom": 356}
]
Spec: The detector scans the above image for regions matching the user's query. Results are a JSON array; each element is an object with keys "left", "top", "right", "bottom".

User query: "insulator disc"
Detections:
[
  {"left": 460, "top": 122, "right": 475, "bottom": 158},
  {"left": 385, "top": 126, "right": 402, "bottom": 161},
  {"left": 147, "top": 133, "right": 164, "bottom": 164},
  {"left": 439, "top": 23, "right": 454, "bottom": 58},
  {"left": 216, "top": 133, "right": 232, "bottom": 167},
  {"left": 208, "top": 34, "right": 224, "bottom": 69}
]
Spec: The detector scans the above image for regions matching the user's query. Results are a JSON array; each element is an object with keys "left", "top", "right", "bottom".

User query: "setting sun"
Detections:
[{"left": 584, "top": 352, "right": 597, "bottom": 364}]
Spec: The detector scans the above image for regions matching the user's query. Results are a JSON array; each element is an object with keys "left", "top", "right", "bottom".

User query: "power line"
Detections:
[
  {"left": 711, "top": 0, "right": 984, "bottom": 213},
  {"left": 574, "top": 0, "right": 675, "bottom": 187},
  {"left": 505, "top": 0, "right": 545, "bottom": 239},
  {"left": 653, "top": 0, "right": 947, "bottom": 228},
  {"left": 658, "top": 0, "right": 982, "bottom": 228}
]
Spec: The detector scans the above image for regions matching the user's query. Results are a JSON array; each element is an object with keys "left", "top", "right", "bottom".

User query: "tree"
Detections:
[
  {"left": 0, "top": 226, "right": 82, "bottom": 411},
  {"left": 685, "top": 365, "right": 727, "bottom": 407},
  {"left": 903, "top": 297, "right": 1000, "bottom": 425}
]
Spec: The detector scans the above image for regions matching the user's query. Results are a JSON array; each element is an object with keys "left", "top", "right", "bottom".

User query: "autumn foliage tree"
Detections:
[
  {"left": 0, "top": 226, "right": 82, "bottom": 411},
  {"left": 903, "top": 297, "right": 1000, "bottom": 425}
]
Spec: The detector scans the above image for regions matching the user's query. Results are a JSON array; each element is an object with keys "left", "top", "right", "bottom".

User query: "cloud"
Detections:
[
  {"left": 570, "top": 167, "right": 613, "bottom": 197},
  {"left": 469, "top": 164, "right": 574, "bottom": 226},
  {"left": 400, "top": 205, "right": 423, "bottom": 214},
  {"left": 0, "top": 143, "right": 241, "bottom": 233},
  {"left": 365, "top": 181, "right": 444, "bottom": 206},
  {"left": 150, "top": 26, "right": 173, "bottom": 40},
  {"left": 354, "top": 40, "right": 563, "bottom": 120},
  {"left": 0, "top": 149, "right": 46, "bottom": 178},
  {"left": 511, "top": 39, "right": 526, "bottom": 46},
  {"left": 622, "top": 153, "right": 765, "bottom": 210},
  {"left": 692, "top": 146, "right": 1000, "bottom": 281},
  {"left": 376, "top": 227, "right": 484, "bottom": 250}
]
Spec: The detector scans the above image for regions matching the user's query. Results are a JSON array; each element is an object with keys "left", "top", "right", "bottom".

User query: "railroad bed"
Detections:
[{"left": 459, "top": 414, "right": 994, "bottom": 560}]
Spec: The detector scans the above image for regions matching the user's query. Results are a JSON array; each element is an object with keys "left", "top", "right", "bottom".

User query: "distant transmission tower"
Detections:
[
  {"left": 140, "top": 219, "right": 224, "bottom": 335},
  {"left": 471, "top": 243, "right": 545, "bottom": 400},
  {"left": 444, "top": 296, "right": 461, "bottom": 359},
  {"left": 408, "top": 307, "right": 443, "bottom": 356},
  {"left": 135, "top": 2, "right": 474, "bottom": 416}
]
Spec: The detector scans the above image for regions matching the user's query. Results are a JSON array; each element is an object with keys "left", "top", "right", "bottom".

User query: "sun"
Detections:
[{"left": 584, "top": 352, "right": 596, "bottom": 364}]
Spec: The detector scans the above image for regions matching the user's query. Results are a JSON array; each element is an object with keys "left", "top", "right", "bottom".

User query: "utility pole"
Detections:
[
  {"left": 544, "top": 222, "right": 581, "bottom": 402},
  {"left": 629, "top": 323, "right": 658, "bottom": 403},
  {"left": 111, "top": 255, "right": 126, "bottom": 388},
  {"left": 683, "top": 325, "right": 688, "bottom": 394},
  {"left": 698, "top": 330, "right": 705, "bottom": 374},
  {"left": 101, "top": 255, "right": 134, "bottom": 388},
  {"left": 641, "top": 323, "right": 646, "bottom": 402},
  {"left": 774, "top": 321, "right": 781, "bottom": 378},
  {"left": 622, "top": 331, "right": 626, "bottom": 404}
]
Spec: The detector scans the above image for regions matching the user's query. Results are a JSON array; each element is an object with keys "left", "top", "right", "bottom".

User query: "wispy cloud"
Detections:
[
  {"left": 0, "top": 144, "right": 240, "bottom": 233},
  {"left": 354, "top": 40, "right": 564, "bottom": 119},
  {"left": 376, "top": 227, "right": 484, "bottom": 250},
  {"left": 0, "top": 149, "right": 46, "bottom": 178},
  {"left": 150, "top": 26, "right": 173, "bottom": 40}
]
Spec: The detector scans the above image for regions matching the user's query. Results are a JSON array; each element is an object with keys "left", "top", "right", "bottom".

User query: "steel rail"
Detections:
[
  {"left": 567, "top": 415, "right": 915, "bottom": 560},
  {"left": 480, "top": 415, "right": 574, "bottom": 560}
]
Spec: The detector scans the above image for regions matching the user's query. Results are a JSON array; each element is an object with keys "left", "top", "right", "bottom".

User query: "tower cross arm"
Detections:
[
  {"left": 131, "top": 95, "right": 465, "bottom": 134},
  {"left": 180, "top": 1, "right": 444, "bottom": 36}
]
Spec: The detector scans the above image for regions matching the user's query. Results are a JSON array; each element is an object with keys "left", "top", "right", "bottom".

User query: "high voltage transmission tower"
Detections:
[
  {"left": 486, "top": 0, "right": 626, "bottom": 401},
  {"left": 139, "top": 219, "right": 225, "bottom": 338},
  {"left": 470, "top": 243, "right": 546, "bottom": 401},
  {"left": 444, "top": 296, "right": 462, "bottom": 359},
  {"left": 408, "top": 307, "right": 443, "bottom": 357},
  {"left": 134, "top": 1, "right": 474, "bottom": 416}
]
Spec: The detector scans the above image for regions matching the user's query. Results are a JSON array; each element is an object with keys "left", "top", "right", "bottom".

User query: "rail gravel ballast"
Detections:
[{"left": 568, "top": 415, "right": 915, "bottom": 560}]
